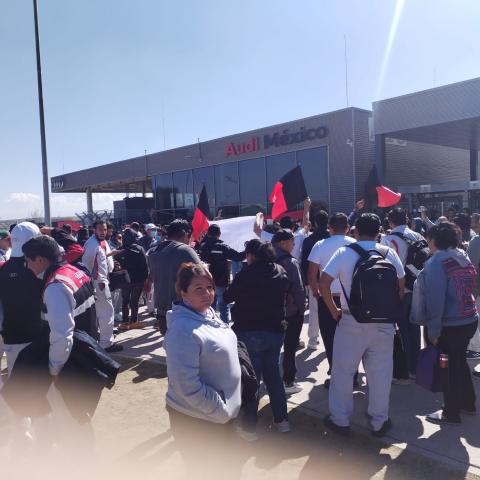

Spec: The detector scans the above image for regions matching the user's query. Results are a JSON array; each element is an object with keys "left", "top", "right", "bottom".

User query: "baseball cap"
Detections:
[
  {"left": 10, "top": 221, "right": 41, "bottom": 257},
  {"left": 271, "top": 229, "right": 294, "bottom": 244},
  {"left": 144, "top": 223, "right": 157, "bottom": 231},
  {"left": 0, "top": 230, "right": 10, "bottom": 240}
]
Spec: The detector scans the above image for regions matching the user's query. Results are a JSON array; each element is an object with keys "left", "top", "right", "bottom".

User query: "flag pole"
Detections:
[{"left": 33, "top": 0, "right": 51, "bottom": 226}]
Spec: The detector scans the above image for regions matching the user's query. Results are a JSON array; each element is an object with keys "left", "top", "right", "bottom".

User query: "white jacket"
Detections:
[{"left": 82, "top": 236, "right": 113, "bottom": 283}]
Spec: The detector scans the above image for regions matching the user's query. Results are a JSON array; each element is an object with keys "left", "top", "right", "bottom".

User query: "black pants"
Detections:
[
  {"left": 317, "top": 296, "right": 341, "bottom": 375},
  {"left": 121, "top": 282, "right": 143, "bottom": 323},
  {"left": 156, "top": 313, "right": 167, "bottom": 335},
  {"left": 439, "top": 321, "right": 477, "bottom": 420},
  {"left": 283, "top": 313, "right": 304, "bottom": 384}
]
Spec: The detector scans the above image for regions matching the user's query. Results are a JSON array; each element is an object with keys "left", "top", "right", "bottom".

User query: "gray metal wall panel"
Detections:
[
  {"left": 386, "top": 141, "right": 469, "bottom": 188},
  {"left": 353, "top": 110, "right": 375, "bottom": 205},
  {"left": 373, "top": 77, "right": 480, "bottom": 134}
]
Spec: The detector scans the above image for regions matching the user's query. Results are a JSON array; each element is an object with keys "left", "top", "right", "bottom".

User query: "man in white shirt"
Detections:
[
  {"left": 320, "top": 213, "right": 405, "bottom": 437},
  {"left": 382, "top": 207, "right": 424, "bottom": 382},
  {"left": 254, "top": 197, "right": 311, "bottom": 262},
  {"left": 82, "top": 220, "right": 121, "bottom": 352},
  {"left": 308, "top": 213, "right": 355, "bottom": 384}
]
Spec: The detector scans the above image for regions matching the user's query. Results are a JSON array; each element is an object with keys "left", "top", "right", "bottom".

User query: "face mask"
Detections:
[{"left": 148, "top": 231, "right": 157, "bottom": 239}]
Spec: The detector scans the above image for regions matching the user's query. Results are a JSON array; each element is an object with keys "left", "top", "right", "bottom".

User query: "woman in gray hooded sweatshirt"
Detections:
[
  {"left": 164, "top": 262, "right": 241, "bottom": 469},
  {"left": 423, "top": 222, "right": 478, "bottom": 425}
]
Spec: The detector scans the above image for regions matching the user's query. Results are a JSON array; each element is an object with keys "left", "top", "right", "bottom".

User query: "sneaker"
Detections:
[
  {"left": 296, "top": 340, "right": 305, "bottom": 351},
  {"left": 323, "top": 415, "right": 350, "bottom": 436},
  {"left": 392, "top": 377, "right": 410, "bottom": 386},
  {"left": 105, "top": 343, "right": 124, "bottom": 353},
  {"left": 426, "top": 410, "right": 461, "bottom": 425},
  {"left": 284, "top": 382, "right": 303, "bottom": 395},
  {"left": 371, "top": 418, "right": 392, "bottom": 437},
  {"left": 273, "top": 420, "right": 291, "bottom": 433},
  {"left": 466, "top": 350, "right": 480, "bottom": 361},
  {"left": 129, "top": 321, "right": 144, "bottom": 329}
]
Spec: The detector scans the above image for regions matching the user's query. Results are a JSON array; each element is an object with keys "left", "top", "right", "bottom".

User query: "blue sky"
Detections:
[{"left": 1, "top": 0, "right": 479, "bottom": 219}]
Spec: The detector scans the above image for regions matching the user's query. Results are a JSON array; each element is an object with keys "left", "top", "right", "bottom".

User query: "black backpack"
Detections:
[
  {"left": 342, "top": 243, "right": 401, "bottom": 324},
  {"left": 391, "top": 232, "right": 431, "bottom": 290}
]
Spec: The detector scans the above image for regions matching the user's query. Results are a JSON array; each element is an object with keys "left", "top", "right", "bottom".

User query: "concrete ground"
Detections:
[
  {"left": 112, "top": 308, "right": 480, "bottom": 477},
  {"left": 1, "top": 357, "right": 477, "bottom": 480},
  {"left": 1, "top": 308, "right": 479, "bottom": 479}
]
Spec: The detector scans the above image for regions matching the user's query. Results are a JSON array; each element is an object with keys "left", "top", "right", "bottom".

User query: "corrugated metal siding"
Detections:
[
  {"left": 353, "top": 110, "right": 375, "bottom": 204},
  {"left": 327, "top": 109, "right": 355, "bottom": 213},
  {"left": 373, "top": 77, "right": 480, "bottom": 134},
  {"left": 386, "top": 141, "right": 469, "bottom": 188}
]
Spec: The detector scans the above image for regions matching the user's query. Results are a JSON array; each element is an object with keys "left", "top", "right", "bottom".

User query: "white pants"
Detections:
[
  {"left": 3, "top": 342, "right": 31, "bottom": 377},
  {"left": 147, "top": 285, "right": 155, "bottom": 313},
  {"left": 329, "top": 314, "right": 394, "bottom": 431},
  {"left": 468, "top": 297, "right": 480, "bottom": 352},
  {"left": 95, "top": 282, "right": 114, "bottom": 348},
  {"left": 307, "top": 286, "right": 319, "bottom": 343}
]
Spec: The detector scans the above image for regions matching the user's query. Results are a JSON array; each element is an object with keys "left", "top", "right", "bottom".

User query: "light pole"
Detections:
[{"left": 33, "top": 0, "right": 51, "bottom": 225}]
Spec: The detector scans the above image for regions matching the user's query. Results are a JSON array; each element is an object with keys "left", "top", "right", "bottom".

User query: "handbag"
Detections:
[
  {"left": 415, "top": 345, "right": 442, "bottom": 392},
  {"left": 109, "top": 269, "right": 131, "bottom": 291}
]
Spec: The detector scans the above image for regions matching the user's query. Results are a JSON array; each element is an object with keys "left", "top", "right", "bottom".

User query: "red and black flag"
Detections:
[
  {"left": 364, "top": 165, "right": 401, "bottom": 208},
  {"left": 192, "top": 185, "right": 210, "bottom": 241},
  {"left": 269, "top": 165, "right": 308, "bottom": 220}
]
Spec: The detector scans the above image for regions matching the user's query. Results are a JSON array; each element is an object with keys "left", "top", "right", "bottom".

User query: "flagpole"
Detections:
[{"left": 33, "top": 0, "right": 51, "bottom": 225}]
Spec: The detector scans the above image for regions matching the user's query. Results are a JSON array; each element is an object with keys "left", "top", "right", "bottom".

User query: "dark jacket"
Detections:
[
  {"left": 147, "top": 240, "right": 201, "bottom": 314},
  {"left": 223, "top": 261, "right": 290, "bottom": 333},
  {"left": 0, "top": 257, "right": 44, "bottom": 344},
  {"left": 116, "top": 244, "right": 149, "bottom": 284},
  {"left": 300, "top": 227, "right": 329, "bottom": 284},
  {"left": 137, "top": 235, "right": 158, "bottom": 253},
  {"left": 2, "top": 329, "right": 120, "bottom": 423},
  {"left": 276, "top": 248, "right": 306, "bottom": 318},
  {"left": 199, "top": 236, "right": 246, "bottom": 287}
]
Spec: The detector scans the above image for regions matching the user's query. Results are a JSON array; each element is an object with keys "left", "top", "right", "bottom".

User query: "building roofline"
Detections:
[
  {"left": 53, "top": 106, "right": 370, "bottom": 179},
  {"left": 373, "top": 76, "right": 480, "bottom": 106}
]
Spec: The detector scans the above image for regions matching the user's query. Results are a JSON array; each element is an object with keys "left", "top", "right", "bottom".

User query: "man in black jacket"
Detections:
[
  {"left": 300, "top": 210, "right": 329, "bottom": 349},
  {"left": 199, "top": 224, "right": 245, "bottom": 323},
  {"left": 114, "top": 228, "right": 149, "bottom": 329},
  {"left": 273, "top": 229, "right": 306, "bottom": 395}
]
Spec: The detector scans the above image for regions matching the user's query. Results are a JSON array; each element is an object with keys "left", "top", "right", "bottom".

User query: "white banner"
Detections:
[{"left": 213, "top": 216, "right": 257, "bottom": 251}]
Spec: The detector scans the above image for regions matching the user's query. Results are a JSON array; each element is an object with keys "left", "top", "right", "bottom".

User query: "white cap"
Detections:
[
  {"left": 144, "top": 223, "right": 157, "bottom": 231},
  {"left": 10, "top": 222, "right": 41, "bottom": 257}
]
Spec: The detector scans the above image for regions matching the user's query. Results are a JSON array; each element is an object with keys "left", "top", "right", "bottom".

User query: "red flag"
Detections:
[
  {"left": 364, "top": 165, "right": 401, "bottom": 208},
  {"left": 192, "top": 185, "right": 210, "bottom": 241},
  {"left": 269, "top": 166, "right": 308, "bottom": 220}
]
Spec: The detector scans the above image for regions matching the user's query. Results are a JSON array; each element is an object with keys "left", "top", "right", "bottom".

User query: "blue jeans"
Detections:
[
  {"left": 236, "top": 331, "right": 287, "bottom": 428},
  {"left": 213, "top": 286, "right": 230, "bottom": 323}
]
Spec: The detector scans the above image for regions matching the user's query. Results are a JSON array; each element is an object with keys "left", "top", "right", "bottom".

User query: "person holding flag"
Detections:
[
  {"left": 254, "top": 165, "right": 311, "bottom": 262},
  {"left": 192, "top": 185, "right": 210, "bottom": 243}
]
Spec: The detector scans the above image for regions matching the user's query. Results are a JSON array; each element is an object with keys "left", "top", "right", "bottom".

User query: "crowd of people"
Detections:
[{"left": 0, "top": 199, "right": 479, "bottom": 454}]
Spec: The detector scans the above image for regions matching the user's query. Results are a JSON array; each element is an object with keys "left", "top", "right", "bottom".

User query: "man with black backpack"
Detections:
[
  {"left": 320, "top": 213, "right": 405, "bottom": 437},
  {"left": 382, "top": 207, "right": 429, "bottom": 383}
]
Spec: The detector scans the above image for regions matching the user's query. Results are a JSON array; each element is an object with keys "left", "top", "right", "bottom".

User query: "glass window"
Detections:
[
  {"left": 193, "top": 166, "right": 216, "bottom": 217},
  {"left": 239, "top": 157, "right": 267, "bottom": 214},
  {"left": 172, "top": 170, "right": 194, "bottom": 215},
  {"left": 296, "top": 147, "right": 329, "bottom": 208},
  {"left": 153, "top": 173, "right": 173, "bottom": 210},
  {"left": 214, "top": 162, "right": 239, "bottom": 207}
]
